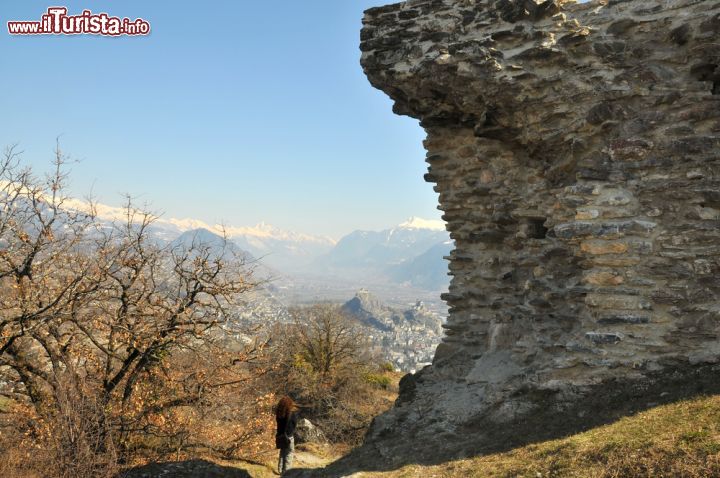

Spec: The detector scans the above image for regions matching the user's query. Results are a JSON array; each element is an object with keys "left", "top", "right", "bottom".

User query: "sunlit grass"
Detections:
[{"left": 364, "top": 395, "right": 720, "bottom": 478}]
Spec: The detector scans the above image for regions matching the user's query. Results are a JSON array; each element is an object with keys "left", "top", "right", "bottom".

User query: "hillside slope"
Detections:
[
  {"left": 313, "top": 395, "right": 720, "bottom": 477},
  {"left": 111, "top": 395, "right": 720, "bottom": 477}
]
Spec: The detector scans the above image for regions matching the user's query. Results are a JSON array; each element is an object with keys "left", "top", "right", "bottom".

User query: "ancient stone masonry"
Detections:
[{"left": 359, "top": 0, "right": 720, "bottom": 464}]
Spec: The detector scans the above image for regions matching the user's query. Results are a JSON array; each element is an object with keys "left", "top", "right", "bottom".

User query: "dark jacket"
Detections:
[{"left": 275, "top": 412, "right": 298, "bottom": 449}]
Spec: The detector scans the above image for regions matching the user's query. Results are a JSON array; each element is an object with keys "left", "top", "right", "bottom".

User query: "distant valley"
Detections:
[
  {"left": 82, "top": 208, "right": 450, "bottom": 371},
  {"left": 77, "top": 199, "right": 453, "bottom": 308}
]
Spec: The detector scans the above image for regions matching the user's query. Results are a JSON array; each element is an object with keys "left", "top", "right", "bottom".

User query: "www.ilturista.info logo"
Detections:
[{"left": 7, "top": 7, "right": 150, "bottom": 36}]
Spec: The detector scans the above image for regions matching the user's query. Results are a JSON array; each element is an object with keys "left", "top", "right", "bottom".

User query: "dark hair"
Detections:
[{"left": 276, "top": 395, "right": 297, "bottom": 420}]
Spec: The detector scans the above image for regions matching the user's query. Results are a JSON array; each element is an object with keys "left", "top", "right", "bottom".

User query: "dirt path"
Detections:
[
  {"left": 293, "top": 450, "right": 330, "bottom": 468},
  {"left": 120, "top": 448, "right": 334, "bottom": 477}
]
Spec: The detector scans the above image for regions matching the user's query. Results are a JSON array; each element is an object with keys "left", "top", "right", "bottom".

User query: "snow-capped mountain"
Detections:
[
  {"left": 314, "top": 217, "right": 449, "bottom": 270},
  {"left": 307, "top": 217, "right": 452, "bottom": 291},
  {"left": 223, "top": 223, "right": 335, "bottom": 271},
  {"left": 151, "top": 220, "right": 336, "bottom": 271},
  {"left": 62, "top": 196, "right": 451, "bottom": 291},
  {"left": 397, "top": 216, "right": 446, "bottom": 231},
  {"left": 63, "top": 198, "right": 336, "bottom": 270}
]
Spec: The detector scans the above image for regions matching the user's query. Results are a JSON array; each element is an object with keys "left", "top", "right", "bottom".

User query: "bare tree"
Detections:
[
  {"left": 271, "top": 304, "right": 385, "bottom": 444},
  {"left": 289, "top": 304, "right": 364, "bottom": 379},
  {"left": 0, "top": 145, "right": 267, "bottom": 473}
]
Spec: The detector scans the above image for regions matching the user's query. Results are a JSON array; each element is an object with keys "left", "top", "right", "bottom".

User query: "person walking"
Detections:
[{"left": 275, "top": 395, "right": 299, "bottom": 474}]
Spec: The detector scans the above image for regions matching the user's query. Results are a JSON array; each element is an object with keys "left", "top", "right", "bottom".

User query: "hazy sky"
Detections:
[{"left": 0, "top": 1, "right": 437, "bottom": 239}]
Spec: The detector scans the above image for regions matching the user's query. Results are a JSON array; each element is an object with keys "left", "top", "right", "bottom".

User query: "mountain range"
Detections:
[
  {"left": 311, "top": 217, "right": 451, "bottom": 290},
  {"left": 65, "top": 198, "right": 452, "bottom": 292}
]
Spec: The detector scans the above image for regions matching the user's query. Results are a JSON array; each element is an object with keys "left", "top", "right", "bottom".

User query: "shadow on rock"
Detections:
[
  {"left": 119, "top": 459, "right": 253, "bottom": 478},
  {"left": 290, "top": 361, "right": 720, "bottom": 477}
]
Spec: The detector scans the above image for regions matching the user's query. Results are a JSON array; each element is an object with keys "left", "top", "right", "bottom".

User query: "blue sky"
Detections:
[{"left": 0, "top": 1, "right": 437, "bottom": 239}]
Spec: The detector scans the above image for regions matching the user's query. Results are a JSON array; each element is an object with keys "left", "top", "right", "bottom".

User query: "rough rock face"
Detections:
[
  {"left": 359, "top": 0, "right": 720, "bottom": 465},
  {"left": 295, "top": 418, "right": 328, "bottom": 444}
]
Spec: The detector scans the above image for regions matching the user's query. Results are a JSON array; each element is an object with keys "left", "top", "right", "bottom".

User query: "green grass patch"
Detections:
[{"left": 364, "top": 373, "right": 393, "bottom": 390}]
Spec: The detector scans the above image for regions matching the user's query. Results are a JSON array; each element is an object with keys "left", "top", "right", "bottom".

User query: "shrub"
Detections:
[
  {"left": 364, "top": 373, "right": 392, "bottom": 390},
  {"left": 269, "top": 305, "right": 396, "bottom": 446}
]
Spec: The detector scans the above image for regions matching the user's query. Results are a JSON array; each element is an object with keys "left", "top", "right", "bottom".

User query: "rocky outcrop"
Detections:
[
  {"left": 356, "top": 0, "right": 720, "bottom": 467},
  {"left": 295, "top": 418, "right": 328, "bottom": 444}
]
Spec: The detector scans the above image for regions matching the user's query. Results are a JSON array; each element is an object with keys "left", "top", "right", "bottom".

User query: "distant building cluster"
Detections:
[
  {"left": 360, "top": 300, "right": 444, "bottom": 373},
  {"left": 223, "top": 289, "right": 446, "bottom": 373}
]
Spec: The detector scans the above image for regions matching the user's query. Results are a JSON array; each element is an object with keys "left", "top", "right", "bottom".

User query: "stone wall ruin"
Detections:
[{"left": 355, "top": 0, "right": 720, "bottom": 466}]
